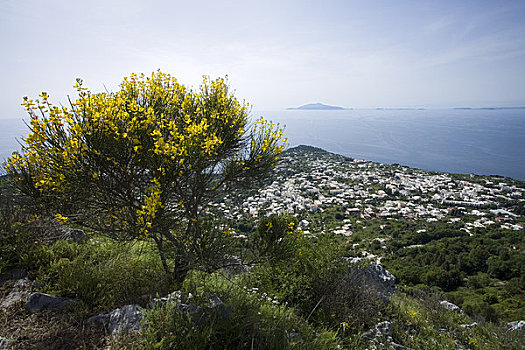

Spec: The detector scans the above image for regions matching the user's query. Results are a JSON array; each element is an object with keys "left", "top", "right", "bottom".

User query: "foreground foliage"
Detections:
[
  {"left": 1, "top": 211, "right": 524, "bottom": 349},
  {"left": 5, "top": 71, "right": 285, "bottom": 282},
  {"left": 119, "top": 271, "right": 342, "bottom": 350}
]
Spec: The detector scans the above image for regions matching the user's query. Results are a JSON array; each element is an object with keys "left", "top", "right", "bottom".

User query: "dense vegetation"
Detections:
[
  {"left": 0, "top": 74, "right": 524, "bottom": 349},
  {"left": 349, "top": 218, "right": 525, "bottom": 322},
  {"left": 1, "top": 189, "right": 522, "bottom": 349},
  {"left": 2, "top": 168, "right": 525, "bottom": 349}
]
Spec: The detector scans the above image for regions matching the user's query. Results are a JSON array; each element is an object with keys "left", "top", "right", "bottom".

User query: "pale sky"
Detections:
[{"left": 1, "top": 0, "right": 525, "bottom": 118}]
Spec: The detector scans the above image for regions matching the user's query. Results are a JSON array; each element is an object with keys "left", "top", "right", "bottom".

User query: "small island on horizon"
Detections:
[{"left": 287, "top": 103, "right": 346, "bottom": 110}]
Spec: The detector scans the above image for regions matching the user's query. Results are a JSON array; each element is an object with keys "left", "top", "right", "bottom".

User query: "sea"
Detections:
[
  {"left": 257, "top": 108, "right": 525, "bottom": 181},
  {"left": 1, "top": 109, "right": 525, "bottom": 180}
]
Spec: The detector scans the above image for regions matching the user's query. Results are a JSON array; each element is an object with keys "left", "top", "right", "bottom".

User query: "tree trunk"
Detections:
[
  {"left": 152, "top": 233, "right": 170, "bottom": 275},
  {"left": 172, "top": 257, "right": 189, "bottom": 285}
]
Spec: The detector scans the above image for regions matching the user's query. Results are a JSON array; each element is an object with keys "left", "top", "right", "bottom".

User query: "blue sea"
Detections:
[
  {"left": 258, "top": 109, "right": 525, "bottom": 181},
  {"left": 1, "top": 109, "right": 525, "bottom": 180}
]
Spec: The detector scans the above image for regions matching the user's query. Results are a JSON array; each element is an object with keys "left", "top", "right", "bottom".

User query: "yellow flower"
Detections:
[{"left": 54, "top": 213, "right": 69, "bottom": 224}]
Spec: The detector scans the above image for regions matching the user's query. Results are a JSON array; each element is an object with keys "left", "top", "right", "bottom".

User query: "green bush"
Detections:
[
  {"left": 389, "top": 288, "right": 523, "bottom": 350},
  {"left": 462, "top": 300, "right": 499, "bottom": 322},
  {"left": 390, "top": 292, "right": 461, "bottom": 349},
  {"left": 466, "top": 272, "right": 492, "bottom": 289},
  {"left": 116, "top": 271, "right": 341, "bottom": 350},
  {"left": 0, "top": 193, "right": 55, "bottom": 274},
  {"left": 0, "top": 219, "right": 30, "bottom": 274},
  {"left": 31, "top": 239, "right": 172, "bottom": 312},
  {"left": 246, "top": 234, "right": 384, "bottom": 332},
  {"left": 249, "top": 215, "right": 302, "bottom": 262}
]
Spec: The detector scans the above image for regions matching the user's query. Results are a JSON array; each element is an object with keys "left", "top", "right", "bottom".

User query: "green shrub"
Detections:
[
  {"left": 462, "top": 300, "right": 499, "bottom": 323},
  {"left": 466, "top": 272, "right": 492, "bottom": 289},
  {"left": 388, "top": 289, "right": 522, "bottom": 350},
  {"left": 0, "top": 192, "right": 56, "bottom": 274},
  {"left": 390, "top": 292, "right": 460, "bottom": 350},
  {"left": 0, "top": 219, "right": 30, "bottom": 274},
  {"left": 115, "top": 271, "right": 341, "bottom": 350},
  {"left": 245, "top": 234, "right": 384, "bottom": 333},
  {"left": 31, "top": 239, "right": 172, "bottom": 312},
  {"left": 6, "top": 72, "right": 286, "bottom": 284},
  {"left": 249, "top": 215, "right": 302, "bottom": 262}
]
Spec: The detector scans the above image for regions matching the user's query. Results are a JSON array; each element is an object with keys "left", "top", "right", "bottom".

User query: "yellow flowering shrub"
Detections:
[
  {"left": 5, "top": 71, "right": 285, "bottom": 282},
  {"left": 251, "top": 215, "right": 302, "bottom": 260}
]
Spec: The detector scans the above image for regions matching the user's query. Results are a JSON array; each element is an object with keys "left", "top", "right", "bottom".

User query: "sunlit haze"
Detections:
[{"left": 1, "top": 0, "right": 525, "bottom": 119}]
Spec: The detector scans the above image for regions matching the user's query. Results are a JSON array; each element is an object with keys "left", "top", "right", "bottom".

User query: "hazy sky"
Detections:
[{"left": 1, "top": 0, "right": 525, "bottom": 118}]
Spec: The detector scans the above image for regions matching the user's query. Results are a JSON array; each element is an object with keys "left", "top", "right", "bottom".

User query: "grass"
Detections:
[
  {"left": 27, "top": 238, "right": 173, "bottom": 313},
  {"left": 111, "top": 271, "right": 342, "bottom": 350},
  {"left": 0, "top": 301, "right": 106, "bottom": 349}
]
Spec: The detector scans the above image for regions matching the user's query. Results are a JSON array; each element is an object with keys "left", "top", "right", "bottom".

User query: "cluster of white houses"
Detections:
[{"left": 215, "top": 148, "right": 524, "bottom": 235}]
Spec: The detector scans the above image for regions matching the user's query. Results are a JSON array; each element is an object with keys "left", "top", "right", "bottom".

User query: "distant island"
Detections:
[{"left": 287, "top": 103, "right": 346, "bottom": 110}]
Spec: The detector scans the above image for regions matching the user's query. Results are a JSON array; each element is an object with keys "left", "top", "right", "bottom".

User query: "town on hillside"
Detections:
[{"left": 212, "top": 145, "right": 524, "bottom": 241}]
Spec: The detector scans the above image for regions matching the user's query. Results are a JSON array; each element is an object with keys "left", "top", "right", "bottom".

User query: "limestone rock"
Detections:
[
  {"left": 362, "top": 321, "right": 393, "bottom": 339},
  {"left": 87, "top": 304, "right": 142, "bottom": 335},
  {"left": 362, "top": 321, "right": 413, "bottom": 350},
  {"left": 61, "top": 228, "right": 88, "bottom": 243},
  {"left": 460, "top": 322, "right": 478, "bottom": 329},
  {"left": 88, "top": 293, "right": 234, "bottom": 335},
  {"left": 11, "top": 278, "right": 32, "bottom": 292},
  {"left": 0, "top": 278, "right": 33, "bottom": 310},
  {"left": 107, "top": 304, "right": 142, "bottom": 334},
  {"left": 440, "top": 300, "right": 464, "bottom": 314},
  {"left": 344, "top": 257, "right": 397, "bottom": 294},
  {"left": 152, "top": 290, "right": 187, "bottom": 306},
  {"left": 26, "top": 292, "right": 75, "bottom": 313},
  {"left": 507, "top": 320, "right": 525, "bottom": 331},
  {"left": 364, "top": 262, "right": 397, "bottom": 294},
  {"left": 0, "top": 337, "right": 9, "bottom": 349},
  {"left": 1, "top": 291, "right": 26, "bottom": 310}
]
